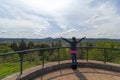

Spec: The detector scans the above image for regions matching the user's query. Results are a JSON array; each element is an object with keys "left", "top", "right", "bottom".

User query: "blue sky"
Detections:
[{"left": 0, "top": 0, "right": 120, "bottom": 39}]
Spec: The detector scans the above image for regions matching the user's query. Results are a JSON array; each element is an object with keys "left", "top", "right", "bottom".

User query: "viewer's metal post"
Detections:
[
  {"left": 41, "top": 50, "right": 44, "bottom": 69},
  {"left": 86, "top": 47, "right": 89, "bottom": 62},
  {"left": 40, "top": 50, "right": 45, "bottom": 80},
  {"left": 19, "top": 53, "right": 23, "bottom": 75},
  {"left": 58, "top": 48, "right": 60, "bottom": 64},
  {"left": 58, "top": 48, "right": 62, "bottom": 75},
  {"left": 104, "top": 48, "right": 107, "bottom": 64}
]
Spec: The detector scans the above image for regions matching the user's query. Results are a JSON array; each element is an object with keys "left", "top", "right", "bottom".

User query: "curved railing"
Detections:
[{"left": 0, "top": 47, "right": 120, "bottom": 79}]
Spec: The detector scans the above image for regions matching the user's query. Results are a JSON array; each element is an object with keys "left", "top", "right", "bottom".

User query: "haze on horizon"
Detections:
[{"left": 0, "top": 0, "right": 120, "bottom": 39}]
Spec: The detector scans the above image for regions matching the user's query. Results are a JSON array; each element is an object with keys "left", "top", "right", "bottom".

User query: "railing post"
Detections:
[
  {"left": 19, "top": 53, "right": 23, "bottom": 75},
  {"left": 86, "top": 47, "right": 89, "bottom": 62},
  {"left": 57, "top": 47, "right": 62, "bottom": 75},
  {"left": 104, "top": 48, "right": 107, "bottom": 64},
  {"left": 41, "top": 50, "right": 44, "bottom": 69},
  {"left": 80, "top": 47, "right": 83, "bottom": 59},
  {"left": 58, "top": 48, "right": 60, "bottom": 64},
  {"left": 40, "top": 50, "right": 44, "bottom": 69}
]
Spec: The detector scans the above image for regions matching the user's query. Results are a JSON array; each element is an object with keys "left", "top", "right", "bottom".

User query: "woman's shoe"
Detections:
[{"left": 74, "top": 65, "right": 77, "bottom": 69}]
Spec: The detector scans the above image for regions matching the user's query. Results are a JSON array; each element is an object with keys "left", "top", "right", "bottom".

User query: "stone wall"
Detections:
[{"left": 19, "top": 60, "right": 120, "bottom": 80}]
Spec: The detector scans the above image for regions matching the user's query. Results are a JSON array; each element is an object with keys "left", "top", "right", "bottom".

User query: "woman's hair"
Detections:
[{"left": 72, "top": 37, "right": 76, "bottom": 41}]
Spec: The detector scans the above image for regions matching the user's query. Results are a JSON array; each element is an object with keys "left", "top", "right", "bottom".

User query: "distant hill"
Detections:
[
  {"left": 84, "top": 38, "right": 120, "bottom": 42},
  {"left": 0, "top": 37, "right": 120, "bottom": 44}
]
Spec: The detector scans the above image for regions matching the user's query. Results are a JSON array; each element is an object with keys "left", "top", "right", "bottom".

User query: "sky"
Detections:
[{"left": 0, "top": 0, "right": 120, "bottom": 39}]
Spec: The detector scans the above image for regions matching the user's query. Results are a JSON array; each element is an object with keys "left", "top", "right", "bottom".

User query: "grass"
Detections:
[{"left": 0, "top": 62, "right": 36, "bottom": 79}]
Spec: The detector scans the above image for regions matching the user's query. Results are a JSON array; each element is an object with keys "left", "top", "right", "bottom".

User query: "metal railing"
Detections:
[{"left": 0, "top": 46, "right": 120, "bottom": 79}]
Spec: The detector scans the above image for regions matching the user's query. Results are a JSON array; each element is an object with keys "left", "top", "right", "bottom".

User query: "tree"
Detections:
[
  {"left": 0, "top": 45, "right": 14, "bottom": 63},
  {"left": 10, "top": 42, "right": 18, "bottom": 51},
  {"left": 0, "top": 45, "right": 13, "bottom": 54},
  {"left": 27, "top": 42, "right": 35, "bottom": 49},
  {"left": 40, "top": 44, "right": 50, "bottom": 48},
  {"left": 89, "top": 49, "right": 104, "bottom": 61},
  {"left": 19, "top": 40, "right": 27, "bottom": 50},
  {"left": 54, "top": 39, "right": 62, "bottom": 47}
]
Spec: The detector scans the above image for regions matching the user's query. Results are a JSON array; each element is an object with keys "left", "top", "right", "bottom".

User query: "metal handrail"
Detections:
[
  {"left": 0, "top": 46, "right": 120, "bottom": 56},
  {"left": 0, "top": 46, "right": 120, "bottom": 79},
  {"left": 0, "top": 47, "right": 60, "bottom": 56}
]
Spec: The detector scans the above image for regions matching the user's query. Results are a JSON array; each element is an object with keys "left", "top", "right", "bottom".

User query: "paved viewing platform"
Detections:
[
  {"left": 36, "top": 68, "right": 120, "bottom": 80},
  {"left": 3, "top": 60, "right": 120, "bottom": 80}
]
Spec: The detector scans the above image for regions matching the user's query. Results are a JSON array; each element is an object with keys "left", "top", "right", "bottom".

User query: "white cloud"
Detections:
[
  {"left": 21, "top": 0, "right": 73, "bottom": 16},
  {"left": 0, "top": 18, "right": 50, "bottom": 38},
  {"left": 0, "top": 30, "right": 8, "bottom": 33},
  {"left": 0, "top": 18, "right": 49, "bottom": 29},
  {"left": 0, "top": 0, "right": 120, "bottom": 38},
  {"left": 53, "top": 28, "right": 78, "bottom": 37}
]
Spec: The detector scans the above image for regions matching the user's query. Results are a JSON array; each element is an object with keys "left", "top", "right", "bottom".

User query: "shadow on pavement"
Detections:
[{"left": 73, "top": 69, "right": 87, "bottom": 80}]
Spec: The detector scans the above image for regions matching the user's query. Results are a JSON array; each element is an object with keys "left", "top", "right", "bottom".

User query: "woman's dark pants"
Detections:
[{"left": 71, "top": 54, "right": 77, "bottom": 69}]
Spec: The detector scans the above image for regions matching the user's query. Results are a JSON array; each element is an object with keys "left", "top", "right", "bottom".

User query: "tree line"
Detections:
[{"left": 0, "top": 40, "right": 120, "bottom": 64}]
